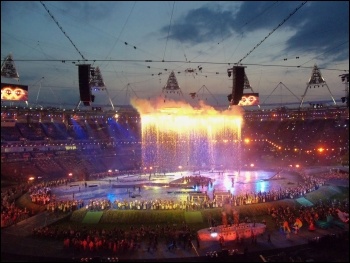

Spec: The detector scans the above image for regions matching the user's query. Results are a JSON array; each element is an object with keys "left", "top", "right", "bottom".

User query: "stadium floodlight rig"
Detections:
[
  {"left": 1, "top": 53, "right": 29, "bottom": 107},
  {"left": 161, "top": 71, "right": 185, "bottom": 103},
  {"left": 75, "top": 65, "right": 115, "bottom": 111},
  {"left": 339, "top": 73, "right": 349, "bottom": 107},
  {"left": 90, "top": 66, "right": 115, "bottom": 110},
  {"left": 299, "top": 64, "right": 337, "bottom": 108}
]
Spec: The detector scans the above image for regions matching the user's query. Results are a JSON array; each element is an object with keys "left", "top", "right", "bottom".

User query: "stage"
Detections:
[
  {"left": 50, "top": 169, "right": 304, "bottom": 204},
  {"left": 197, "top": 223, "right": 267, "bottom": 241}
]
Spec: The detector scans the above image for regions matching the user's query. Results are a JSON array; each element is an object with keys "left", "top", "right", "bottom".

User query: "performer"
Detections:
[
  {"left": 293, "top": 218, "right": 302, "bottom": 234},
  {"left": 308, "top": 220, "right": 316, "bottom": 231},
  {"left": 337, "top": 209, "right": 349, "bottom": 223},
  {"left": 283, "top": 221, "right": 291, "bottom": 233}
]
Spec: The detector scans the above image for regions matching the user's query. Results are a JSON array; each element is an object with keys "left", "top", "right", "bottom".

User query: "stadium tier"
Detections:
[{"left": 1, "top": 105, "right": 349, "bottom": 182}]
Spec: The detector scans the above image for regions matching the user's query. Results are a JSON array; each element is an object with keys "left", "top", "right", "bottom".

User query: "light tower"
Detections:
[
  {"left": 339, "top": 73, "right": 349, "bottom": 107},
  {"left": 299, "top": 64, "right": 336, "bottom": 108}
]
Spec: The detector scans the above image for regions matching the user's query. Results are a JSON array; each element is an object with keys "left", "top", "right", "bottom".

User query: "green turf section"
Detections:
[
  {"left": 82, "top": 211, "right": 104, "bottom": 224},
  {"left": 327, "top": 185, "right": 343, "bottom": 194},
  {"left": 184, "top": 211, "right": 203, "bottom": 223},
  {"left": 296, "top": 197, "right": 313, "bottom": 207}
]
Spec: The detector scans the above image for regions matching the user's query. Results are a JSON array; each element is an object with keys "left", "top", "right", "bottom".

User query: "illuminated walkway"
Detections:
[{"left": 51, "top": 169, "right": 303, "bottom": 204}]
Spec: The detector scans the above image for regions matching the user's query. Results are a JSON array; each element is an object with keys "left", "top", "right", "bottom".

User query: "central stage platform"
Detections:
[{"left": 197, "top": 223, "right": 266, "bottom": 241}]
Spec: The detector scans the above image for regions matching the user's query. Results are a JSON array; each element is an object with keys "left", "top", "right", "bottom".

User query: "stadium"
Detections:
[
  {"left": 1, "top": 2, "right": 349, "bottom": 261},
  {"left": 1, "top": 75, "right": 349, "bottom": 261},
  {"left": 1, "top": 102, "right": 349, "bottom": 182},
  {"left": 1, "top": 58, "right": 350, "bottom": 263}
]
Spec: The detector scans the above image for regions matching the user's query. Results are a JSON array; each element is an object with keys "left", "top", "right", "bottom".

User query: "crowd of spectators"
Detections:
[
  {"left": 268, "top": 198, "right": 348, "bottom": 233},
  {"left": 1, "top": 161, "right": 348, "bottom": 263},
  {"left": 28, "top": 179, "right": 88, "bottom": 214},
  {"left": 2, "top": 108, "right": 349, "bottom": 182},
  {"left": 265, "top": 169, "right": 349, "bottom": 233},
  {"left": 1, "top": 106, "right": 348, "bottom": 261},
  {"left": 46, "top": 199, "right": 85, "bottom": 214},
  {"left": 2, "top": 167, "right": 348, "bottom": 229},
  {"left": 1, "top": 183, "right": 31, "bottom": 228},
  {"left": 32, "top": 220, "right": 196, "bottom": 256},
  {"left": 241, "top": 118, "right": 348, "bottom": 167},
  {"left": 24, "top": 168, "right": 348, "bottom": 259}
]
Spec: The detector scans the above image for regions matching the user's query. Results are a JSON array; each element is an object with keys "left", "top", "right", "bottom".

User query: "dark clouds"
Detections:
[
  {"left": 161, "top": 1, "right": 349, "bottom": 64},
  {"left": 166, "top": 6, "right": 236, "bottom": 43},
  {"left": 284, "top": 2, "right": 349, "bottom": 63},
  {"left": 41, "top": 2, "right": 121, "bottom": 24},
  {"left": 1, "top": 1, "right": 37, "bottom": 24}
]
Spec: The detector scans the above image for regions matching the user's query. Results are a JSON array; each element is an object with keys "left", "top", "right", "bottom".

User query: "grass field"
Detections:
[{"left": 15, "top": 184, "right": 349, "bottom": 233}]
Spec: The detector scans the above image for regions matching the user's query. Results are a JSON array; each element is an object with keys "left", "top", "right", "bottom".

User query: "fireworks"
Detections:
[{"left": 131, "top": 98, "right": 244, "bottom": 171}]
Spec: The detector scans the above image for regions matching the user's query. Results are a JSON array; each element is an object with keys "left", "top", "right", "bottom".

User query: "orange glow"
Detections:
[
  {"left": 317, "top": 147, "right": 325, "bottom": 153},
  {"left": 238, "top": 94, "right": 259, "bottom": 106},
  {"left": 244, "top": 138, "right": 250, "bottom": 143},
  {"left": 131, "top": 98, "right": 244, "bottom": 169},
  {"left": 1, "top": 86, "right": 28, "bottom": 101}
]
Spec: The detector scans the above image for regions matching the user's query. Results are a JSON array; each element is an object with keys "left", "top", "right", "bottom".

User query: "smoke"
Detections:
[{"left": 130, "top": 97, "right": 244, "bottom": 117}]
